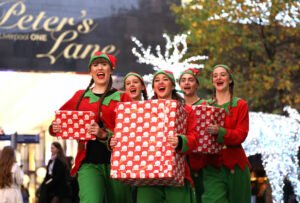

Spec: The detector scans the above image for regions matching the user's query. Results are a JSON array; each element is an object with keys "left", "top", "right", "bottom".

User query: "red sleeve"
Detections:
[
  {"left": 178, "top": 105, "right": 197, "bottom": 153},
  {"left": 58, "top": 90, "right": 84, "bottom": 110},
  {"left": 120, "top": 91, "right": 132, "bottom": 102},
  {"left": 217, "top": 99, "right": 249, "bottom": 146}
]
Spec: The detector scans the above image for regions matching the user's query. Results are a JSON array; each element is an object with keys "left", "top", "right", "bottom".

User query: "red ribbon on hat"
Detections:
[{"left": 187, "top": 68, "right": 200, "bottom": 76}]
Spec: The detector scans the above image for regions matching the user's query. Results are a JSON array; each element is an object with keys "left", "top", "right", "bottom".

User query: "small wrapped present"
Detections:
[
  {"left": 54, "top": 110, "right": 95, "bottom": 140},
  {"left": 192, "top": 105, "right": 225, "bottom": 154},
  {"left": 110, "top": 99, "right": 187, "bottom": 186}
]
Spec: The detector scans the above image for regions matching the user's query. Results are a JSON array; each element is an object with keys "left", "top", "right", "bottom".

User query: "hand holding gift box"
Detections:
[
  {"left": 54, "top": 110, "right": 96, "bottom": 140},
  {"left": 192, "top": 105, "right": 226, "bottom": 154},
  {"left": 110, "top": 99, "right": 187, "bottom": 186}
]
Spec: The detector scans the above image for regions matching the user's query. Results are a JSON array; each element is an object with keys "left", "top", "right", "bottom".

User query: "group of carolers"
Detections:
[{"left": 49, "top": 52, "right": 251, "bottom": 203}]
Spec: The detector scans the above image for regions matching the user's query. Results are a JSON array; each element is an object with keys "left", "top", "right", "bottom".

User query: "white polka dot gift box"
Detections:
[
  {"left": 54, "top": 110, "right": 95, "bottom": 140},
  {"left": 110, "top": 99, "right": 187, "bottom": 186},
  {"left": 192, "top": 105, "right": 225, "bottom": 154}
]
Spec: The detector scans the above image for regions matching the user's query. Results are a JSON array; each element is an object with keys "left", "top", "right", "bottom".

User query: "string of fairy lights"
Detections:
[{"left": 131, "top": 33, "right": 300, "bottom": 203}]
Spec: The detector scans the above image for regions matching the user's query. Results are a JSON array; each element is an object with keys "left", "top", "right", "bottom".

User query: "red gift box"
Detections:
[
  {"left": 110, "top": 99, "right": 187, "bottom": 186},
  {"left": 192, "top": 105, "right": 225, "bottom": 154},
  {"left": 54, "top": 110, "right": 95, "bottom": 140}
]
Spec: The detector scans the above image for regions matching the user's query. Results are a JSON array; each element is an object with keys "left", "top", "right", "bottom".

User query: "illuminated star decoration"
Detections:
[
  {"left": 244, "top": 106, "right": 300, "bottom": 203},
  {"left": 131, "top": 33, "right": 208, "bottom": 96}
]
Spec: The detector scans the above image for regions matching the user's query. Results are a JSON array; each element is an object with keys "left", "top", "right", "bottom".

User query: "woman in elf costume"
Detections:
[
  {"left": 191, "top": 64, "right": 251, "bottom": 203},
  {"left": 178, "top": 68, "right": 204, "bottom": 106},
  {"left": 49, "top": 52, "right": 132, "bottom": 203},
  {"left": 123, "top": 72, "right": 148, "bottom": 203},
  {"left": 136, "top": 70, "right": 197, "bottom": 203},
  {"left": 124, "top": 72, "right": 148, "bottom": 101},
  {"left": 178, "top": 68, "right": 205, "bottom": 203}
]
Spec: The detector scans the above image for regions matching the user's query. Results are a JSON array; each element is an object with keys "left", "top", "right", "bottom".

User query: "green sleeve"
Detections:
[{"left": 216, "top": 127, "right": 226, "bottom": 143}]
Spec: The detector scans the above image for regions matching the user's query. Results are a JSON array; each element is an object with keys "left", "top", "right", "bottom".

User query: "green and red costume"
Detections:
[
  {"left": 187, "top": 99, "right": 206, "bottom": 203},
  {"left": 50, "top": 88, "right": 132, "bottom": 203},
  {"left": 189, "top": 97, "right": 251, "bottom": 203},
  {"left": 137, "top": 104, "right": 198, "bottom": 203}
]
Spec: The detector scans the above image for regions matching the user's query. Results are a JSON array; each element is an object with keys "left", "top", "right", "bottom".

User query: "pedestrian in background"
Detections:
[
  {"left": 0, "top": 146, "right": 24, "bottom": 203},
  {"left": 38, "top": 142, "right": 72, "bottom": 203}
]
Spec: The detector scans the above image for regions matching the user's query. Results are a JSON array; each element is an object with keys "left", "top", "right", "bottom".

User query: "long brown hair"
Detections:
[
  {"left": 124, "top": 72, "right": 148, "bottom": 101},
  {"left": 75, "top": 58, "right": 113, "bottom": 124},
  {"left": 51, "top": 142, "right": 69, "bottom": 170},
  {"left": 151, "top": 75, "right": 185, "bottom": 105},
  {"left": 0, "top": 146, "right": 16, "bottom": 188},
  {"left": 211, "top": 65, "right": 235, "bottom": 114}
]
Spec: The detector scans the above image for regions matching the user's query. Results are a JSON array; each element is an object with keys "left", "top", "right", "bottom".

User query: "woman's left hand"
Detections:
[
  {"left": 167, "top": 136, "right": 179, "bottom": 148},
  {"left": 110, "top": 137, "right": 118, "bottom": 149},
  {"left": 87, "top": 121, "right": 107, "bottom": 139},
  {"left": 206, "top": 124, "right": 220, "bottom": 135}
]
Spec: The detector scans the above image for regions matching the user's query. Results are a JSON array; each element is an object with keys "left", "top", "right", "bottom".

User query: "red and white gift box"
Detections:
[
  {"left": 110, "top": 99, "right": 187, "bottom": 186},
  {"left": 54, "top": 110, "right": 96, "bottom": 140},
  {"left": 192, "top": 105, "right": 226, "bottom": 154}
]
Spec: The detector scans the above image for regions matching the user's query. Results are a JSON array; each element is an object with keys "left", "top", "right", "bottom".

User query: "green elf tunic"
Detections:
[
  {"left": 49, "top": 88, "right": 132, "bottom": 203},
  {"left": 190, "top": 97, "right": 251, "bottom": 203}
]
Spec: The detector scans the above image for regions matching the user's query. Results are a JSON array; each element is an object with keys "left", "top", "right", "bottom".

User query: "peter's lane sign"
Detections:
[{"left": 0, "top": 0, "right": 179, "bottom": 74}]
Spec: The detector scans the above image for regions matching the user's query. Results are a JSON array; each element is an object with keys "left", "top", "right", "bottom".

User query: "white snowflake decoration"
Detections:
[{"left": 131, "top": 33, "right": 208, "bottom": 94}]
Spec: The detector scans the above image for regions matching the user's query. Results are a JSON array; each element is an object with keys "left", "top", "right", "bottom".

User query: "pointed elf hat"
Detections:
[
  {"left": 124, "top": 72, "right": 146, "bottom": 87},
  {"left": 179, "top": 68, "right": 201, "bottom": 84},
  {"left": 152, "top": 70, "right": 175, "bottom": 86},
  {"left": 124, "top": 72, "right": 147, "bottom": 94},
  {"left": 88, "top": 51, "right": 116, "bottom": 69}
]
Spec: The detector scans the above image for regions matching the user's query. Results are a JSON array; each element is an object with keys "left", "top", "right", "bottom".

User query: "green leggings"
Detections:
[
  {"left": 202, "top": 165, "right": 251, "bottom": 203},
  {"left": 78, "top": 163, "right": 132, "bottom": 203},
  {"left": 137, "top": 180, "right": 196, "bottom": 203},
  {"left": 191, "top": 170, "right": 204, "bottom": 203}
]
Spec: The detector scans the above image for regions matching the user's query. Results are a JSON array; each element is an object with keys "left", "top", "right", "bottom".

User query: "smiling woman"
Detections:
[
  {"left": 178, "top": 68, "right": 202, "bottom": 106},
  {"left": 152, "top": 70, "right": 178, "bottom": 100},
  {"left": 192, "top": 64, "right": 251, "bottom": 203},
  {"left": 134, "top": 69, "right": 198, "bottom": 203},
  {"left": 48, "top": 51, "right": 133, "bottom": 203},
  {"left": 124, "top": 72, "right": 148, "bottom": 101}
]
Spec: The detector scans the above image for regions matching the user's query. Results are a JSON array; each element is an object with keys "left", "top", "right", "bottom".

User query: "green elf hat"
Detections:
[
  {"left": 124, "top": 72, "right": 145, "bottom": 87},
  {"left": 179, "top": 68, "right": 201, "bottom": 84},
  {"left": 124, "top": 72, "right": 147, "bottom": 92},
  {"left": 212, "top": 64, "right": 234, "bottom": 81},
  {"left": 88, "top": 51, "right": 116, "bottom": 70},
  {"left": 152, "top": 70, "right": 175, "bottom": 86}
]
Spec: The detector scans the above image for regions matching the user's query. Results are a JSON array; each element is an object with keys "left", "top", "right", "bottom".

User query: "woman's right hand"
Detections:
[
  {"left": 51, "top": 121, "right": 62, "bottom": 133},
  {"left": 110, "top": 137, "right": 118, "bottom": 149},
  {"left": 206, "top": 124, "right": 220, "bottom": 135}
]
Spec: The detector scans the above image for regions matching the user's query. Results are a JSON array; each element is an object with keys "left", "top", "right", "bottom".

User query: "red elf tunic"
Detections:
[
  {"left": 49, "top": 88, "right": 131, "bottom": 176},
  {"left": 189, "top": 97, "right": 251, "bottom": 171},
  {"left": 177, "top": 104, "right": 198, "bottom": 186}
]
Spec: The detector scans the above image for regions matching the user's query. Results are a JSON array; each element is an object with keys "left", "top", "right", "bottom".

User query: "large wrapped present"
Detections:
[
  {"left": 110, "top": 99, "right": 187, "bottom": 186},
  {"left": 54, "top": 110, "right": 95, "bottom": 140},
  {"left": 192, "top": 105, "right": 225, "bottom": 154}
]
